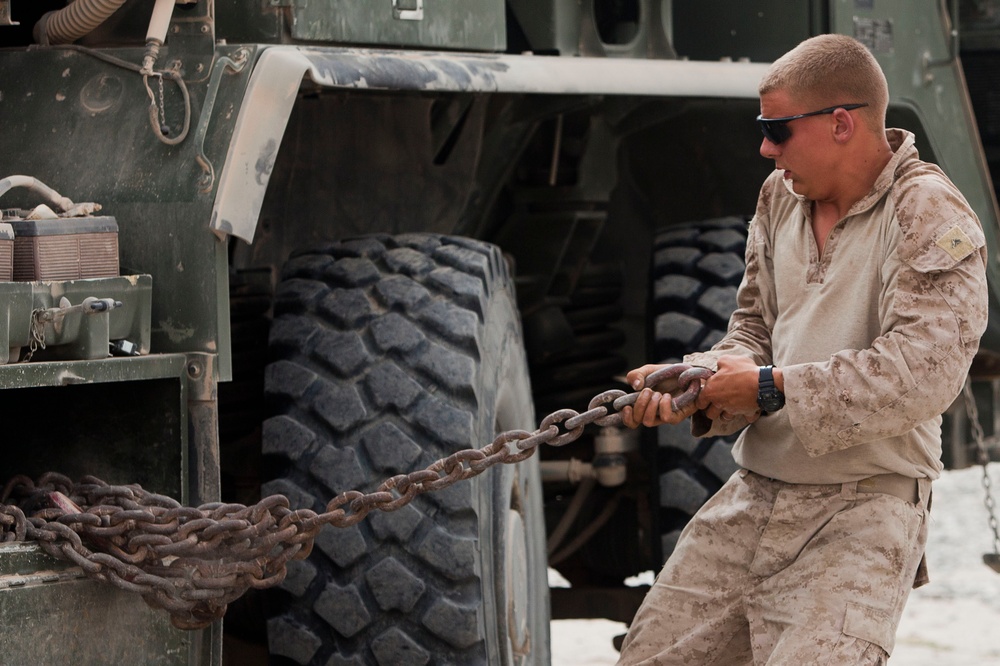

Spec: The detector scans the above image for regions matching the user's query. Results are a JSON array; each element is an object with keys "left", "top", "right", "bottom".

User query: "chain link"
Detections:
[
  {"left": 20, "top": 309, "right": 47, "bottom": 363},
  {"left": 157, "top": 74, "right": 167, "bottom": 132},
  {"left": 962, "top": 379, "right": 1000, "bottom": 556},
  {"left": 142, "top": 72, "right": 169, "bottom": 137},
  {"left": 0, "top": 366, "right": 708, "bottom": 631}
]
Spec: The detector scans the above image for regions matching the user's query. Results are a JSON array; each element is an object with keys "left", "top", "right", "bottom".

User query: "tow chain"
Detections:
[
  {"left": 0, "top": 365, "right": 711, "bottom": 631},
  {"left": 962, "top": 379, "right": 1000, "bottom": 571}
]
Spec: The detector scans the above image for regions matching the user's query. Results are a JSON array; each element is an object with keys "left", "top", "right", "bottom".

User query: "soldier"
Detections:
[{"left": 617, "top": 34, "right": 989, "bottom": 665}]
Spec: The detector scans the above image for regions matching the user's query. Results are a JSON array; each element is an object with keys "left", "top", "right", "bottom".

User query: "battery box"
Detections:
[
  {"left": 9, "top": 216, "right": 119, "bottom": 281},
  {"left": 0, "top": 223, "right": 12, "bottom": 281}
]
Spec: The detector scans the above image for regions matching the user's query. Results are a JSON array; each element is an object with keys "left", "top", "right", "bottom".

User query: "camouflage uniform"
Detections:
[{"left": 618, "top": 129, "right": 988, "bottom": 665}]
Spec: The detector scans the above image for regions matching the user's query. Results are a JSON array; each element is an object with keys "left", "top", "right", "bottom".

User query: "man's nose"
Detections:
[{"left": 760, "top": 136, "right": 780, "bottom": 159}]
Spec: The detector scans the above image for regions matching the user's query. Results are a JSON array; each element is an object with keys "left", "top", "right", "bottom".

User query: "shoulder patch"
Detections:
[
  {"left": 936, "top": 225, "right": 975, "bottom": 262},
  {"left": 902, "top": 213, "right": 985, "bottom": 273}
]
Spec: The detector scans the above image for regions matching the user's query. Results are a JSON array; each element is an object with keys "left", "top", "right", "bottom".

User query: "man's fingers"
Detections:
[
  {"left": 622, "top": 385, "right": 704, "bottom": 428},
  {"left": 624, "top": 388, "right": 655, "bottom": 428},
  {"left": 642, "top": 391, "right": 663, "bottom": 428},
  {"left": 666, "top": 399, "right": 698, "bottom": 425},
  {"left": 695, "top": 383, "right": 712, "bottom": 410},
  {"left": 621, "top": 405, "right": 638, "bottom": 429},
  {"left": 627, "top": 364, "right": 663, "bottom": 391},
  {"left": 626, "top": 370, "right": 645, "bottom": 392}
]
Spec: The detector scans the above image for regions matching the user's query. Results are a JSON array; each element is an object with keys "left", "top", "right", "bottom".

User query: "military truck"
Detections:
[{"left": 1, "top": 0, "right": 999, "bottom": 664}]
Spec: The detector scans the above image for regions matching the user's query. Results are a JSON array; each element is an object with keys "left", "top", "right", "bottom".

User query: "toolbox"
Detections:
[{"left": 10, "top": 216, "right": 119, "bottom": 281}]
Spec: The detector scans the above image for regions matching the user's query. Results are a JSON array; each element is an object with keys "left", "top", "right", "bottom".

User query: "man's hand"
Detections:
[
  {"left": 620, "top": 364, "right": 702, "bottom": 428},
  {"left": 697, "top": 355, "right": 763, "bottom": 422}
]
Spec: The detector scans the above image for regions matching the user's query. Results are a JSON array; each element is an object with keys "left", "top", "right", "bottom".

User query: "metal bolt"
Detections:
[{"left": 187, "top": 361, "right": 203, "bottom": 379}]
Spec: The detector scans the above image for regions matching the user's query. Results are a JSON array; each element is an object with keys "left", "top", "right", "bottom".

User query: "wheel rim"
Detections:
[{"left": 505, "top": 501, "right": 530, "bottom": 662}]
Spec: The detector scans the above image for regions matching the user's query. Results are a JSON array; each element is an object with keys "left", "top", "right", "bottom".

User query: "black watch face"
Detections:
[{"left": 758, "top": 390, "right": 784, "bottom": 413}]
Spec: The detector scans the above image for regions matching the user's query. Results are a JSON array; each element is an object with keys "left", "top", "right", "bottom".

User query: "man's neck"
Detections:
[{"left": 818, "top": 133, "right": 894, "bottom": 220}]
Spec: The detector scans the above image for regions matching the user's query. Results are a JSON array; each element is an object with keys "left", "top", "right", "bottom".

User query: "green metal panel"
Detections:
[
  {"left": 0, "top": 351, "right": 186, "bottom": 388},
  {"left": 0, "top": 352, "right": 221, "bottom": 663},
  {"left": 0, "top": 354, "right": 189, "bottom": 499},
  {"left": 0, "top": 545, "right": 198, "bottom": 666},
  {"left": 508, "top": 0, "right": 675, "bottom": 58},
  {"left": 672, "top": 0, "right": 822, "bottom": 62},
  {"left": 830, "top": 0, "right": 1000, "bottom": 351},
  {"left": 0, "top": 275, "right": 151, "bottom": 363},
  {"left": 507, "top": 0, "right": 582, "bottom": 55},
  {"left": 215, "top": 0, "right": 284, "bottom": 45},
  {"left": 289, "top": 0, "right": 505, "bottom": 51},
  {"left": 0, "top": 48, "right": 254, "bottom": 381}
]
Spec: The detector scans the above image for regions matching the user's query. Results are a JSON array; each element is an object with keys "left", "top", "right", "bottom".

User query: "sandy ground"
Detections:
[{"left": 549, "top": 466, "right": 1000, "bottom": 665}]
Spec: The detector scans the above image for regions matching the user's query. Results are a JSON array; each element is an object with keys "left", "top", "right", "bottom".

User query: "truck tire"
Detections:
[
  {"left": 262, "top": 234, "right": 550, "bottom": 665},
  {"left": 650, "top": 217, "right": 747, "bottom": 561}
]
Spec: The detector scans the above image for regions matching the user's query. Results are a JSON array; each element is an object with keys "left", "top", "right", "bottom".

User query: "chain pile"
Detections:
[{"left": 0, "top": 365, "right": 708, "bottom": 630}]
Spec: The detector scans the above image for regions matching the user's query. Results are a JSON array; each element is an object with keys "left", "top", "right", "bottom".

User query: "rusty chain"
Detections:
[
  {"left": 0, "top": 364, "right": 711, "bottom": 631},
  {"left": 961, "top": 379, "right": 1000, "bottom": 560}
]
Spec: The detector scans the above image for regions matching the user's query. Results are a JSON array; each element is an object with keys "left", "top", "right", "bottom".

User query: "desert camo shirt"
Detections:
[{"left": 686, "top": 129, "right": 989, "bottom": 484}]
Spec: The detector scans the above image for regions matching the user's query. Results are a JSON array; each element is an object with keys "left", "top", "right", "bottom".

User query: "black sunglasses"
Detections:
[{"left": 756, "top": 103, "right": 869, "bottom": 144}]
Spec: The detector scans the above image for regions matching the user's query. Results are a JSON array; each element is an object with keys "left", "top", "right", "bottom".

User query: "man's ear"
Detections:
[{"left": 831, "top": 107, "right": 855, "bottom": 144}]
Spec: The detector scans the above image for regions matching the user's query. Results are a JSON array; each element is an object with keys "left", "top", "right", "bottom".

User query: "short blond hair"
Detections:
[{"left": 759, "top": 34, "right": 888, "bottom": 133}]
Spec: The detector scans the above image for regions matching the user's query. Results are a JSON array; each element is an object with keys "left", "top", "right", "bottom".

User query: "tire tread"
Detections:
[{"left": 263, "top": 235, "right": 530, "bottom": 664}]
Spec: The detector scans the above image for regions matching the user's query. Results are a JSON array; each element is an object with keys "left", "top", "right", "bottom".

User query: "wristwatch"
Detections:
[{"left": 757, "top": 365, "right": 785, "bottom": 414}]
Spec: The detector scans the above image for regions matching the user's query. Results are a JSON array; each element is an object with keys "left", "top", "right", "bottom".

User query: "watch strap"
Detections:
[{"left": 759, "top": 365, "right": 776, "bottom": 390}]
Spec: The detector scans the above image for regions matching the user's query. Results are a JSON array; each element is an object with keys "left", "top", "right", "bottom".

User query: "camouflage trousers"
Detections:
[{"left": 617, "top": 469, "right": 930, "bottom": 665}]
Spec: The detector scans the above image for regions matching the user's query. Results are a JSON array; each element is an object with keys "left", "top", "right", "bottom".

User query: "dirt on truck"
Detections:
[{"left": 2, "top": 0, "right": 1000, "bottom": 664}]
